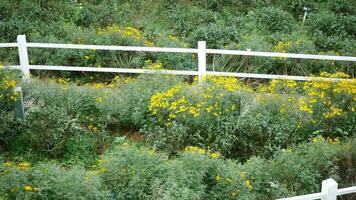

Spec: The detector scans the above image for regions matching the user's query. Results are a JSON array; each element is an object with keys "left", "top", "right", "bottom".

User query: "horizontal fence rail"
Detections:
[
  {"left": 0, "top": 35, "right": 355, "bottom": 82},
  {"left": 206, "top": 49, "right": 356, "bottom": 61},
  {"left": 278, "top": 178, "right": 356, "bottom": 200},
  {"left": 0, "top": 43, "right": 18, "bottom": 48},
  {"left": 26, "top": 43, "right": 199, "bottom": 53}
]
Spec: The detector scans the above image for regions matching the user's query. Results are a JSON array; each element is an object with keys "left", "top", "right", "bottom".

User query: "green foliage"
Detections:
[
  {"left": 99, "top": 138, "right": 355, "bottom": 199},
  {"left": 15, "top": 105, "right": 85, "bottom": 157},
  {"left": 242, "top": 7, "right": 296, "bottom": 34},
  {"left": 0, "top": 162, "right": 112, "bottom": 199},
  {"left": 100, "top": 74, "right": 184, "bottom": 130},
  {"left": 1, "top": 0, "right": 355, "bottom": 77}
]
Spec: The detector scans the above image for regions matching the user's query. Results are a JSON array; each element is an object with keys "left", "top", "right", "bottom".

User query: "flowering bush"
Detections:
[
  {"left": 262, "top": 72, "right": 356, "bottom": 137},
  {"left": 0, "top": 68, "right": 20, "bottom": 110},
  {"left": 145, "top": 76, "right": 249, "bottom": 152},
  {"left": 145, "top": 72, "right": 355, "bottom": 158}
]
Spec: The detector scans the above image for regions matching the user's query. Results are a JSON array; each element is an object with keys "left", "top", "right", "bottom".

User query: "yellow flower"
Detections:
[
  {"left": 88, "top": 125, "right": 98, "bottom": 133},
  {"left": 215, "top": 175, "right": 221, "bottom": 182},
  {"left": 184, "top": 146, "right": 206, "bottom": 155},
  {"left": 18, "top": 162, "right": 30, "bottom": 170},
  {"left": 210, "top": 152, "right": 220, "bottom": 159},
  {"left": 96, "top": 97, "right": 104, "bottom": 103},
  {"left": 312, "top": 136, "right": 325, "bottom": 143},
  {"left": 324, "top": 106, "right": 343, "bottom": 119},
  {"left": 24, "top": 185, "right": 33, "bottom": 191},
  {"left": 245, "top": 180, "right": 253, "bottom": 190},
  {"left": 231, "top": 189, "right": 240, "bottom": 197},
  {"left": 4, "top": 161, "right": 13, "bottom": 167},
  {"left": 298, "top": 98, "right": 313, "bottom": 114},
  {"left": 57, "top": 78, "right": 68, "bottom": 85},
  {"left": 327, "top": 137, "right": 340, "bottom": 145}
]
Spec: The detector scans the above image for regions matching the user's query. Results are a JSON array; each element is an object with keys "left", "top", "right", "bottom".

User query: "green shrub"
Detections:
[
  {"left": 99, "top": 138, "right": 355, "bottom": 199},
  {"left": 0, "top": 161, "right": 112, "bottom": 199},
  {"left": 100, "top": 143, "right": 167, "bottom": 199},
  {"left": 64, "top": 134, "right": 98, "bottom": 167},
  {"left": 242, "top": 7, "right": 296, "bottom": 34},
  {"left": 13, "top": 105, "right": 85, "bottom": 157}
]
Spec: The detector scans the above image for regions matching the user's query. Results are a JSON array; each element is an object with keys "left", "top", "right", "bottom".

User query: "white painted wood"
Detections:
[
  {"left": 206, "top": 71, "right": 348, "bottom": 81},
  {"left": 22, "top": 65, "right": 351, "bottom": 82},
  {"left": 198, "top": 41, "right": 206, "bottom": 83},
  {"left": 277, "top": 179, "right": 356, "bottom": 200},
  {"left": 0, "top": 43, "right": 18, "bottom": 48},
  {"left": 4, "top": 65, "right": 21, "bottom": 69},
  {"left": 277, "top": 192, "right": 322, "bottom": 200},
  {"left": 321, "top": 178, "right": 338, "bottom": 200},
  {"left": 337, "top": 186, "right": 356, "bottom": 196},
  {"left": 28, "top": 65, "right": 200, "bottom": 75},
  {"left": 206, "top": 49, "right": 356, "bottom": 61},
  {"left": 26, "top": 43, "right": 198, "bottom": 53},
  {"left": 17, "top": 35, "right": 30, "bottom": 80},
  {"left": 2, "top": 37, "right": 356, "bottom": 81}
]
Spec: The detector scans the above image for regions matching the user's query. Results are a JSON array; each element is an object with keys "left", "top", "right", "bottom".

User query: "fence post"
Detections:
[
  {"left": 14, "top": 87, "right": 25, "bottom": 119},
  {"left": 198, "top": 41, "right": 206, "bottom": 83},
  {"left": 17, "top": 35, "right": 30, "bottom": 80},
  {"left": 321, "top": 178, "right": 338, "bottom": 200}
]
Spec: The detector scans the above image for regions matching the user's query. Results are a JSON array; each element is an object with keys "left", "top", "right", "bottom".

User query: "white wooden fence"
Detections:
[
  {"left": 0, "top": 35, "right": 355, "bottom": 82},
  {"left": 278, "top": 178, "right": 356, "bottom": 200},
  {"left": 1, "top": 36, "right": 356, "bottom": 199}
]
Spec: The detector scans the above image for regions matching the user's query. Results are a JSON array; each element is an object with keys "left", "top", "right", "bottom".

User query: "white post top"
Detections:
[
  {"left": 17, "top": 35, "right": 26, "bottom": 40},
  {"left": 322, "top": 178, "right": 338, "bottom": 200}
]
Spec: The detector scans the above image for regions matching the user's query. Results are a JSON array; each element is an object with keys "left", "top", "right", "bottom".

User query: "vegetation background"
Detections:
[{"left": 0, "top": 0, "right": 355, "bottom": 199}]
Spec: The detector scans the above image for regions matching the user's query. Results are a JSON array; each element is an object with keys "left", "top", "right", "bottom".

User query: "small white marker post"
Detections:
[
  {"left": 17, "top": 35, "right": 30, "bottom": 80},
  {"left": 321, "top": 178, "right": 338, "bottom": 200},
  {"left": 198, "top": 41, "right": 206, "bottom": 84}
]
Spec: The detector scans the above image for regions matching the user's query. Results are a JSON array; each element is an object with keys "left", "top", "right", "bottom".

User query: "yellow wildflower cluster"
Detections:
[
  {"left": 324, "top": 106, "right": 343, "bottom": 119},
  {"left": 149, "top": 77, "right": 244, "bottom": 125},
  {"left": 18, "top": 162, "right": 30, "bottom": 170},
  {"left": 96, "top": 96, "right": 104, "bottom": 103},
  {"left": 0, "top": 74, "right": 19, "bottom": 102},
  {"left": 273, "top": 41, "right": 293, "bottom": 53},
  {"left": 57, "top": 78, "right": 68, "bottom": 85},
  {"left": 24, "top": 185, "right": 33, "bottom": 191},
  {"left": 149, "top": 84, "right": 183, "bottom": 115},
  {"left": 143, "top": 60, "right": 164, "bottom": 70},
  {"left": 88, "top": 125, "right": 98, "bottom": 133},
  {"left": 215, "top": 171, "right": 253, "bottom": 198},
  {"left": 97, "top": 25, "right": 154, "bottom": 46},
  {"left": 263, "top": 72, "right": 355, "bottom": 120},
  {"left": 184, "top": 146, "right": 220, "bottom": 158},
  {"left": 319, "top": 72, "right": 350, "bottom": 78},
  {"left": 184, "top": 146, "right": 206, "bottom": 155},
  {"left": 264, "top": 79, "right": 298, "bottom": 94},
  {"left": 311, "top": 136, "right": 340, "bottom": 145}
]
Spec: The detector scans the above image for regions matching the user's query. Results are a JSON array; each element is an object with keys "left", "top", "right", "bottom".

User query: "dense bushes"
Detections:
[
  {"left": 144, "top": 74, "right": 355, "bottom": 159},
  {"left": 2, "top": 137, "right": 354, "bottom": 199},
  {"left": 1, "top": 72, "right": 354, "bottom": 161},
  {"left": 0, "top": 162, "right": 111, "bottom": 199},
  {"left": 0, "top": 0, "right": 355, "bottom": 77}
]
